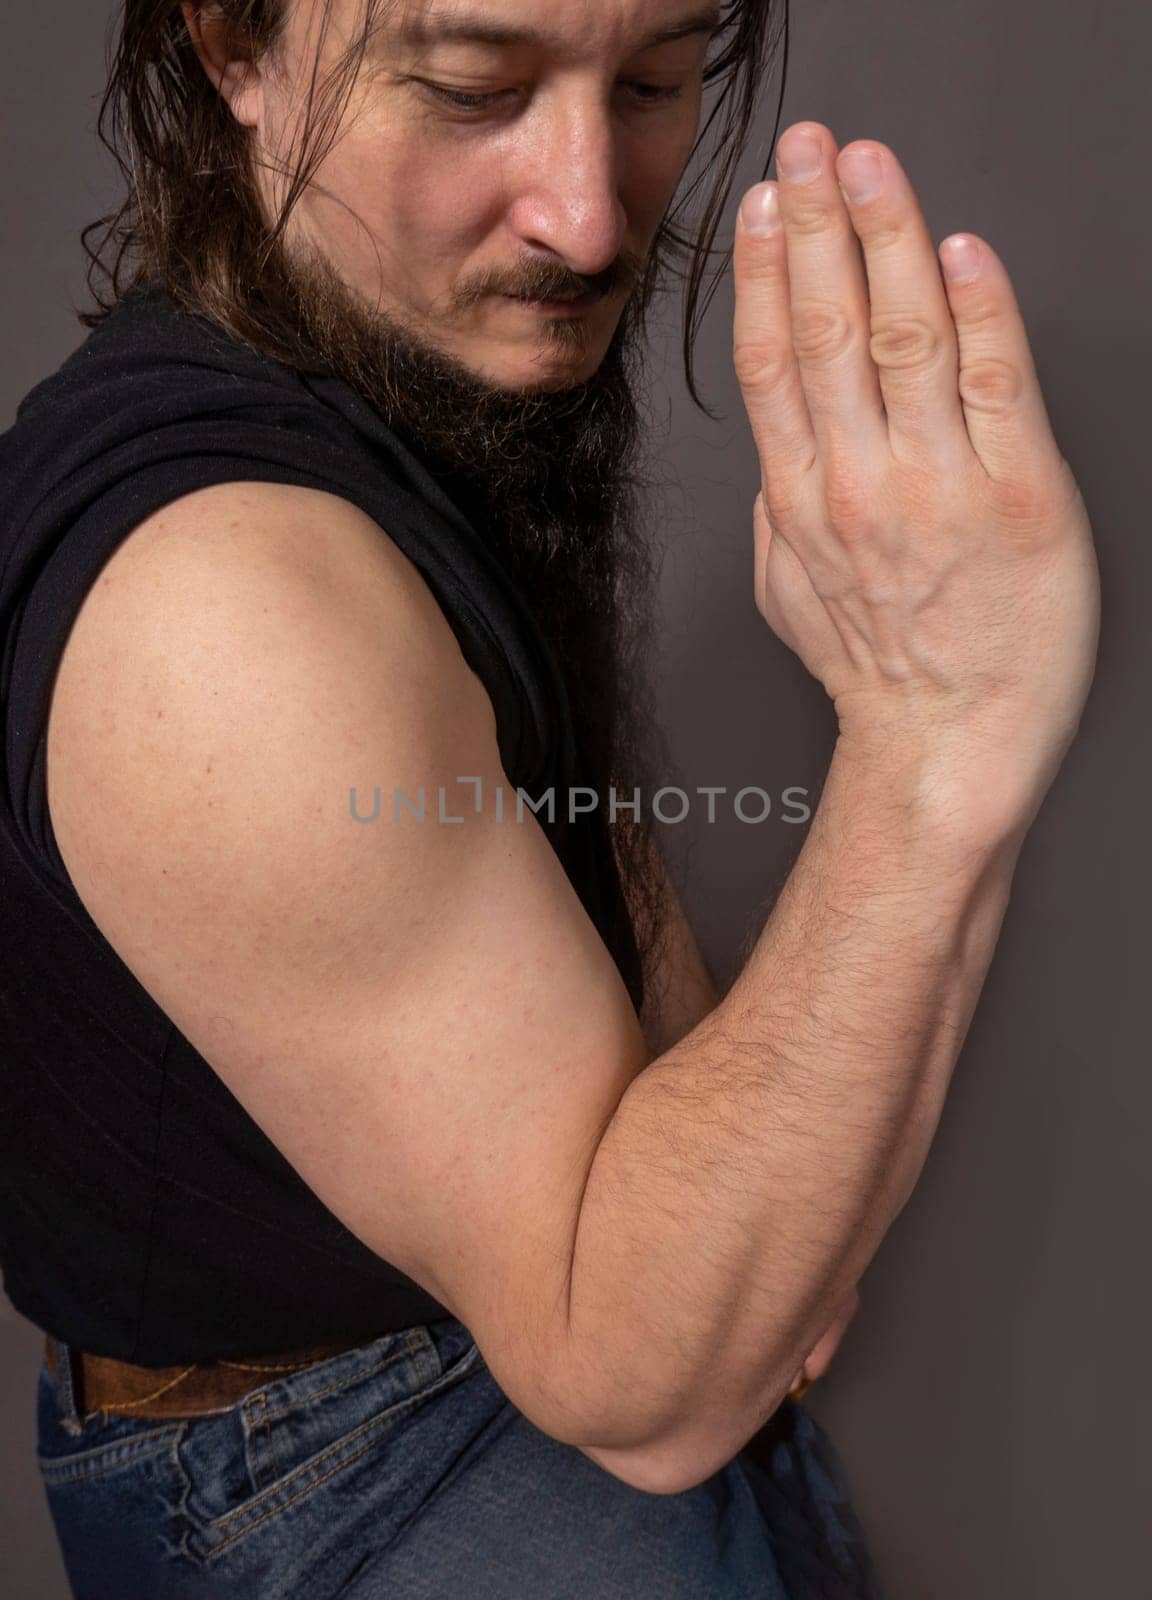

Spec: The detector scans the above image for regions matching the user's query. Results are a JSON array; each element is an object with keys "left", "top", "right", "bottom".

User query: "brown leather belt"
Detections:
[{"left": 44, "top": 1334, "right": 373, "bottom": 1421}]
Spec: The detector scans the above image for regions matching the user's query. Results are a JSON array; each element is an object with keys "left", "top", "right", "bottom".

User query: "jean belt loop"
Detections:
[{"left": 48, "top": 1335, "right": 85, "bottom": 1431}]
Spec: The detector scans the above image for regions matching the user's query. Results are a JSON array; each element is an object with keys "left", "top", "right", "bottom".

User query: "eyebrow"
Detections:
[{"left": 399, "top": 7, "right": 725, "bottom": 52}]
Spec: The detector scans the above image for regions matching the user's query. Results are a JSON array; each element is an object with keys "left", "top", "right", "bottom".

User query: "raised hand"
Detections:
[{"left": 733, "top": 122, "right": 1100, "bottom": 839}]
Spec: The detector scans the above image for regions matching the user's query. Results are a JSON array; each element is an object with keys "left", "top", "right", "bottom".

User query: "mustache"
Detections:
[{"left": 457, "top": 248, "right": 647, "bottom": 309}]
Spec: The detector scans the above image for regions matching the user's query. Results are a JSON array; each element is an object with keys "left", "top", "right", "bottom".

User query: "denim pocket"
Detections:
[{"left": 170, "top": 1320, "right": 485, "bottom": 1569}]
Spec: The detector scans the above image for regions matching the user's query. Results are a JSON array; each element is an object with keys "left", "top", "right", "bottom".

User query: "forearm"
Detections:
[{"left": 562, "top": 739, "right": 1024, "bottom": 1474}]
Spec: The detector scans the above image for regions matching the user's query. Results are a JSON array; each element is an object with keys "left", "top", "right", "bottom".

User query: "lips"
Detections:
[{"left": 506, "top": 291, "right": 594, "bottom": 307}]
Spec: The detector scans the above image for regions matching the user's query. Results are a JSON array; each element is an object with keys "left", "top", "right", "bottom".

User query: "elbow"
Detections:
[
  {"left": 574, "top": 1381, "right": 798, "bottom": 1497},
  {"left": 577, "top": 1434, "right": 743, "bottom": 1497},
  {"left": 528, "top": 1320, "right": 796, "bottom": 1496},
  {"left": 577, "top": 1440, "right": 712, "bottom": 1496}
]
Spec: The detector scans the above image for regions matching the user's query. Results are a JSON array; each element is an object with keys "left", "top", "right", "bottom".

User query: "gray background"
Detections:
[{"left": 2, "top": 1, "right": 1148, "bottom": 1594}]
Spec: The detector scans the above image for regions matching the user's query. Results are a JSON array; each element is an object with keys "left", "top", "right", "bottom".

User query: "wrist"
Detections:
[{"left": 827, "top": 727, "right": 1035, "bottom": 864}]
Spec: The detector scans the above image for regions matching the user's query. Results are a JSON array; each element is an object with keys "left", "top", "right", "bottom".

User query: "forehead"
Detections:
[{"left": 365, "top": 0, "right": 722, "bottom": 54}]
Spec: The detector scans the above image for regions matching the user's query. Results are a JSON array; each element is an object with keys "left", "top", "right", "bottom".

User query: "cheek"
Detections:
[
  {"left": 650, "top": 107, "right": 701, "bottom": 195},
  {"left": 302, "top": 120, "right": 494, "bottom": 302},
  {"left": 614, "top": 103, "right": 703, "bottom": 237}
]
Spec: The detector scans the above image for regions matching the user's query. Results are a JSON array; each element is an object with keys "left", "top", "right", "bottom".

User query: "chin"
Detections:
[
  {"left": 458, "top": 346, "right": 602, "bottom": 394},
  {"left": 517, "top": 364, "right": 600, "bottom": 395}
]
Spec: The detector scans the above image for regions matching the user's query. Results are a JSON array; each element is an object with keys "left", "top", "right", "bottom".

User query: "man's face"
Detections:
[{"left": 213, "top": 0, "right": 717, "bottom": 390}]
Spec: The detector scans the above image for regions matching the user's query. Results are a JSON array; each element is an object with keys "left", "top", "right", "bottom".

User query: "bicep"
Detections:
[{"left": 45, "top": 480, "right": 652, "bottom": 1447}]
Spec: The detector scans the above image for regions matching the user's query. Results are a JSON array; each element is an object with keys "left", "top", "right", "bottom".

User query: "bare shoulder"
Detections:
[{"left": 46, "top": 476, "right": 499, "bottom": 997}]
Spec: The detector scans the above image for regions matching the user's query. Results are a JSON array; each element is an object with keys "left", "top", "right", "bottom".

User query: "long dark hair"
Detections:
[{"left": 74, "top": 0, "right": 790, "bottom": 1012}]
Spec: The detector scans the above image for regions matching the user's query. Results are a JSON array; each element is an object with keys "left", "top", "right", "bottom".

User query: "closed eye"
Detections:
[{"left": 417, "top": 79, "right": 687, "bottom": 113}]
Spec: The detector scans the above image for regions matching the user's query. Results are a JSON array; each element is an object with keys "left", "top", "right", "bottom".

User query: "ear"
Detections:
[{"left": 180, "top": 2, "right": 265, "bottom": 128}]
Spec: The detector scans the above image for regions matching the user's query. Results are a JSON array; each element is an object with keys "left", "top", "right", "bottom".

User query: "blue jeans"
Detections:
[{"left": 36, "top": 1317, "right": 885, "bottom": 1598}]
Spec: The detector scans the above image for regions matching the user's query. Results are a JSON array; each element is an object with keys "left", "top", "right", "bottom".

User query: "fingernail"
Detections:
[
  {"left": 838, "top": 149, "right": 883, "bottom": 205},
  {"left": 941, "top": 235, "right": 981, "bottom": 284},
  {"left": 739, "top": 182, "right": 780, "bottom": 235},
  {"left": 777, "top": 131, "right": 822, "bottom": 183}
]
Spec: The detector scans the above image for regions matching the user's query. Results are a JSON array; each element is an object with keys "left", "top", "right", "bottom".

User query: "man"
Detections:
[{"left": 2, "top": 0, "right": 1098, "bottom": 1595}]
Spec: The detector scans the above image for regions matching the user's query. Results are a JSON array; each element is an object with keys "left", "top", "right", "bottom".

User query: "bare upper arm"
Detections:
[{"left": 45, "top": 479, "right": 655, "bottom": 1452}]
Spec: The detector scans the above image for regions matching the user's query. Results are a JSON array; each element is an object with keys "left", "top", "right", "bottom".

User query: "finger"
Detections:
[
  {"left": 802, "top": 1286, "right": 862, "bottom": 1375},
  {"left": 936, "top": 232, "right": 1066, "bottom": 487},
  {"left": 734, "top": 179, "right": 819, "bottom": 485},
  {"left": 803, "top": 1324, "right": 843, "bottom": 1380},
  {"left": 771, "top": 122, "right": 890, "bottom": 469},
  {"left": 788, "top": 1369, "right": 815, "bottom": 1400},
  {"left": 833, "top": 140, "right": 971, "bottom": 469}
]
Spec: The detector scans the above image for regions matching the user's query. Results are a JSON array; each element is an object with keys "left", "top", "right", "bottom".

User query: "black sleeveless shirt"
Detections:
[{"left": 0, "top": 284, "right": 643, "bottom": 1364}]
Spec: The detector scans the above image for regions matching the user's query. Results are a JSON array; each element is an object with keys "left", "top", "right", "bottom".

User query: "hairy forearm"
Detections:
[{"left": 562, "top": 739, "right": 1024, "bottom": 1481}]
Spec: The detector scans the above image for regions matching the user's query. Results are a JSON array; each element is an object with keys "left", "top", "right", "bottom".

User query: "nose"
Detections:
[{"left": 506, "top": 99, "right": 629, "bottom": 279}]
